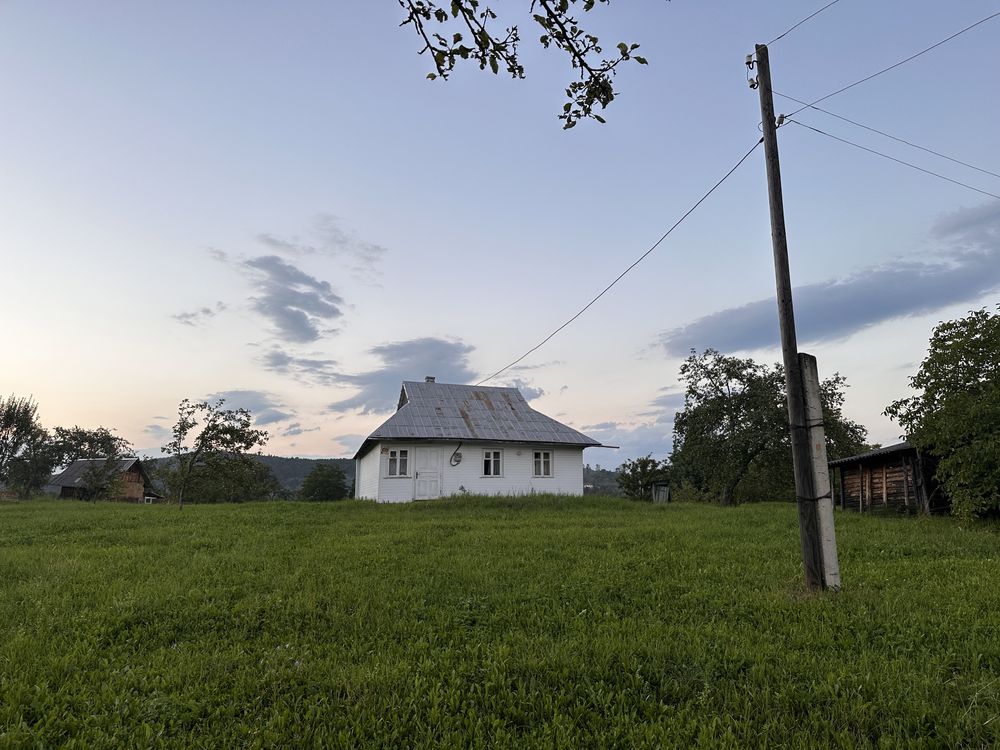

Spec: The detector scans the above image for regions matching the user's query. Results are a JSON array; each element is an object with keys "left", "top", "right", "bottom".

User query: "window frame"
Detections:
[
  {"left": 482, "top": 449, "right": 503, "bottom": 478},
  {"left": 533, "top": 450, "right": 553, "bottom": 478},
  {"left": 386, "top": 448, "right": 409, "bottom": 478}
]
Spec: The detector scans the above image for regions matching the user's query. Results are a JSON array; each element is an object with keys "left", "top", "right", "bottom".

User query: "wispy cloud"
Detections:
[
  {"left": 281, "top": 422, "right": 320, "bottom": 437},
  {"left": 206, "top": 389, "right": 295, "bottom": 426},
  {"left": 506, "top": 360, "right": 564, "bottom": 373},
  {"left": 581, "top": 387, "right": 683, "bottom": 462},
  {"left": 497, "top": 377, "right": 544, "bottom": 401},
  {"left": 243, "top": 255, "right": 344, "bottom": 343},
  {"left": 142, "top": 423, "right": 171, "bottom": 441},
  {"left": 257, "top": 213, "right": 388, "bottom": 282},
  {"left": 259, "top": 347, "right": 340, "bottom": 385},
  {"left": 328, "top": 338, "right": 477, "bottom": 414},
  {"left": 660, "top": 202, "right": 1000, "bottom": 356},
  {"left": 586, "top": 421, "right": 673, "bottom": 462},
  {"left": 172, "top": 301, "right": 227, "bottom": 327}
]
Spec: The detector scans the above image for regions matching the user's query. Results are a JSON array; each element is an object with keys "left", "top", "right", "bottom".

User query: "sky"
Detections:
[{"left": 2, "top": 1, "right": 998, "bottom": 464}]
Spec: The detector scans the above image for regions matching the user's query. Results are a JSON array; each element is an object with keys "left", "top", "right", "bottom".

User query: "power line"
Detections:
[
  {"left": 768, "top": 0, "right": 843, "bottom": 45},
  {"left": 775, "top": 91, "right": 1000, "bottom": 181},
  {"left": 785, "top": 11, "right": 1000, "bottom": 117},
  {"left": 476, "top": 138, "right": 764, "bottom": 386},
  {"left": 787, "top": 119, "right": 1000, "bottom": 201}
]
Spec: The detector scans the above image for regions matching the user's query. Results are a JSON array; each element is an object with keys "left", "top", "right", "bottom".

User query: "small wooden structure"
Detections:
[
  {"left": 49, "top": 457, "right": 153, "bottom": 502},
  {"left": 828, "top": 442, "right": 945, "bottom": 515},
  {"left": 651, "top": 482, "right": 671, "bottom": 503}
]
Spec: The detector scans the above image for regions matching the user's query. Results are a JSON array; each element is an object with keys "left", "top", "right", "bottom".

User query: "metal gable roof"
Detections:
[
  {"left": 827, "top": 441, "right": 914, "bottom": 467},
  {"left": 50, "top": 457, "right": 142, "bottom": 487},
  {"left": 353, "top": 381, "right": 601, "bottom": 459}
]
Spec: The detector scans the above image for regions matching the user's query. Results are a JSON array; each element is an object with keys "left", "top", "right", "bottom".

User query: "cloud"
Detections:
[
  {"left": 506, "top": 360, "right": 564, "bottom": 372},
  {"left": 660, "top": 202, "right": 1000, "bottom": 356},
  {"left": 143, "top": 423, "right": 171, "bottom": 440},
  {"left": 638, "top": 389, "right": 685, "bottom": 422},
  {"left": 257, "top": 213, "right": 388, "bottom": 281},
  {"left": 583, "top": 421, "right": 674, "bottom": 464},
  {"left": 581, "top": 387, "right": 684, "bottom": 462},
  {"left": 498, "top": 377, "right": 544, "bottom": 401},
  {"left": 331, "top": 433, "right": 367, "bottom": 456},
  {"left": 243, "top": 255, "right": 345, "bottom": 343},
  {"left": 172, "top": 301, "right": 227, "bottom": 327},
  {"left": 260, "top": 347, "right": 340, "bottom": 385},
  {"left": 205, "top": 389, "right": 295, "bottom": 426},
  {"left": 328, "top": 338, "right": 477, "bottom": 414},
  {"left": 281, "top": 422, "right": 321, "bottom": 437}
]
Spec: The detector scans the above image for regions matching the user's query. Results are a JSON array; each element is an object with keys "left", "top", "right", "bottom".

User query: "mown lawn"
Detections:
[{"left": 0, "top": 497, "right": 997, "bottom": 748}]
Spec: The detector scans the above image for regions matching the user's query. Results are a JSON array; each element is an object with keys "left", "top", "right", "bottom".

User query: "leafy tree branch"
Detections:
[{"left": 398, "top": 0, "right": 649, "bottom": 128}]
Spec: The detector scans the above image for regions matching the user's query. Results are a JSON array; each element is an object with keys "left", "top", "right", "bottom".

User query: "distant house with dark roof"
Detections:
[
  {"left": 354, "top": 378, "right": 607, "bottom": 502},
  {"left": 828, "top": 442, "right": 947, "bottom": 515},
  {"left": 48, "top": 457, "right": 156, "bottom": 502}
]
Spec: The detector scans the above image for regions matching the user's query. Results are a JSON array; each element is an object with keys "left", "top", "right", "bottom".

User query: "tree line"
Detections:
[
  {"left": 617, "top": 307, "right": 1000, "bottom": 520},
  {"left": 0, "top": 397, "right": 350, "bottom": 504}
]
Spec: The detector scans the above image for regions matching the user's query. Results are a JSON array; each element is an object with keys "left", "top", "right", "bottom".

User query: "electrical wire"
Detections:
[
  {"left": 767, "top": 0, "right": 843, "bottom": 45},
  {"left": 787, "top": 119, "right": 1000, "bottom": 201},
  {"left": 476, "top": 138, "right": 764, "bottom": 386},
  {"left": 775, "top": 91, "right": 1000, "bottom": 181},
  {"left": 785, "top": 11, "right": 1000, "bottom": 118}
]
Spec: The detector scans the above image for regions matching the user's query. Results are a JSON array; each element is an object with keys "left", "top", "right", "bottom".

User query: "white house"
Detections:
[{"left": 354, "top": 378, "right": 606, "bottom": 502}]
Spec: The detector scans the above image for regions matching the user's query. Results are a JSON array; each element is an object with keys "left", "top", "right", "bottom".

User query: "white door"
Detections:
[{"left": 414, "top": 447, "right": 442, "bottom": 500}]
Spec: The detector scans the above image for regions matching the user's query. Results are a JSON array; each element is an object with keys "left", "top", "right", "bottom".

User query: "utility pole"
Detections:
[{"left": 753, "top": 43, "right": 840, "bottom": 591}]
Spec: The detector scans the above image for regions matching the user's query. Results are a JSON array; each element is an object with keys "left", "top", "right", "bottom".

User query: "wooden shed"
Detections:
[
  {"left": 828, "top": 442, "right": 946, "bottom": 515},
  {"left": 49, "top": 457, "right": 152, "bottom": 502}
]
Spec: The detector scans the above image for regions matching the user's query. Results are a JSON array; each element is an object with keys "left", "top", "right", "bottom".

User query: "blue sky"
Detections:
[{"left": 2, "top": 1, "right": 998, "bottom": 462}]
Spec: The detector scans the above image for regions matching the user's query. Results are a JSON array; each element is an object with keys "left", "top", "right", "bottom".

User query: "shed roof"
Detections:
[
  {"left": 49, "top": 457, "right": 145, "bottom": 487},
  {"left": 354, "top": 381, "right": 602, "bottom": 459},
  {"left": 828, "top": 441, "right": 914, "bottom": 468}
]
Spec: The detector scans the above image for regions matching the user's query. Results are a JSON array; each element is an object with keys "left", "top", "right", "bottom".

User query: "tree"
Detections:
[
  {"left": 6, "top": 425, "right": 60, "bottom": 498},
  {"left": 616, "top": 455, "right": 669, "bottom": 500},
  {"left": 399, "top": 0, "right": 649, "bottom": 128},
  {"left": 885, "top": 307, "right": 1000, "bottom": 519},
  {"left": 184, "top": 455, "right": 286, "bottom": 503},
  {"left": 299, "top": 463, "right": 349, "bottom": 502},
  {"left": 162, "top": 399, "right": 269, "bottom": 508},
  {"left": 671, "top": 350, "right": 868, "bottom": 506},
  {"left": 0, "top": 395, "right": 40, "bottom": 485},
  {"left": 52, "top": 426, "right": 134, "bottom": 501}
]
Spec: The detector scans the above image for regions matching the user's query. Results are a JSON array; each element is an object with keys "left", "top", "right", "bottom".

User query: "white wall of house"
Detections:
[
  {"left": 355, "top": 448, "right": 381, "bottom": 500},
  {"left": 357, "top": 441, "right": 585, "bottom": 502}
]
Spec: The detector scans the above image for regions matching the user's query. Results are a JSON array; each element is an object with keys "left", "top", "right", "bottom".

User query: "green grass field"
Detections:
[{"left": 1, "top": 497, "right": 997, "bottom": 748}]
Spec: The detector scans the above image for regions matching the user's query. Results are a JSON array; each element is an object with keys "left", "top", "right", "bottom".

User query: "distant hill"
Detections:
[
  {"left": 584, "top": 464, "right": 621, "bottom": 495},
  {"left": 256, "top": 455, "right": 354, "bottom": 493},
  {"left": 145, "top": 454, "right": 354, "bottom": 494}
]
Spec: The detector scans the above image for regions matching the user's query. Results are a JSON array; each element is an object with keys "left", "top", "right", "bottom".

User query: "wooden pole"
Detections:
[
  {"left": 800, "top": 353, "right": 841, "bottom": 589},
  {"left": 755, "top": 43, "right": 828, "bottom": 590}
]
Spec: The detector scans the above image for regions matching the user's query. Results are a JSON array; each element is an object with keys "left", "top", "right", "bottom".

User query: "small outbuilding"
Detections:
[
  {"left": 828, "top": 442, "right": 946, "bottom": 514},
  {"left": 49, "top": 457, "right": 153, "bottom": 502},
  {"left": 354, "top": 378, "right": 607, "bottom": 502}
]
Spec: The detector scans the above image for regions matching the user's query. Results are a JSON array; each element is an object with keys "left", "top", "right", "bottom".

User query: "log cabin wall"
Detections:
[
  {"left": 122, "top": 468, "right": 145, "bottom": 501},
  {"left": 832, "top": 446, "right": 933, "bottom": 515}
]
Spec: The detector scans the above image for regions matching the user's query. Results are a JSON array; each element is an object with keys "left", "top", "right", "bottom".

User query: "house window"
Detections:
[
  {"left": 483, "top": 450, "right": 502, "bottom": 477},
  {"left": 533, "top": 451, "right": 552, "bottom": 477},
  {"left": 388, "top": 449, "right": 409, "bottom": 477}
]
